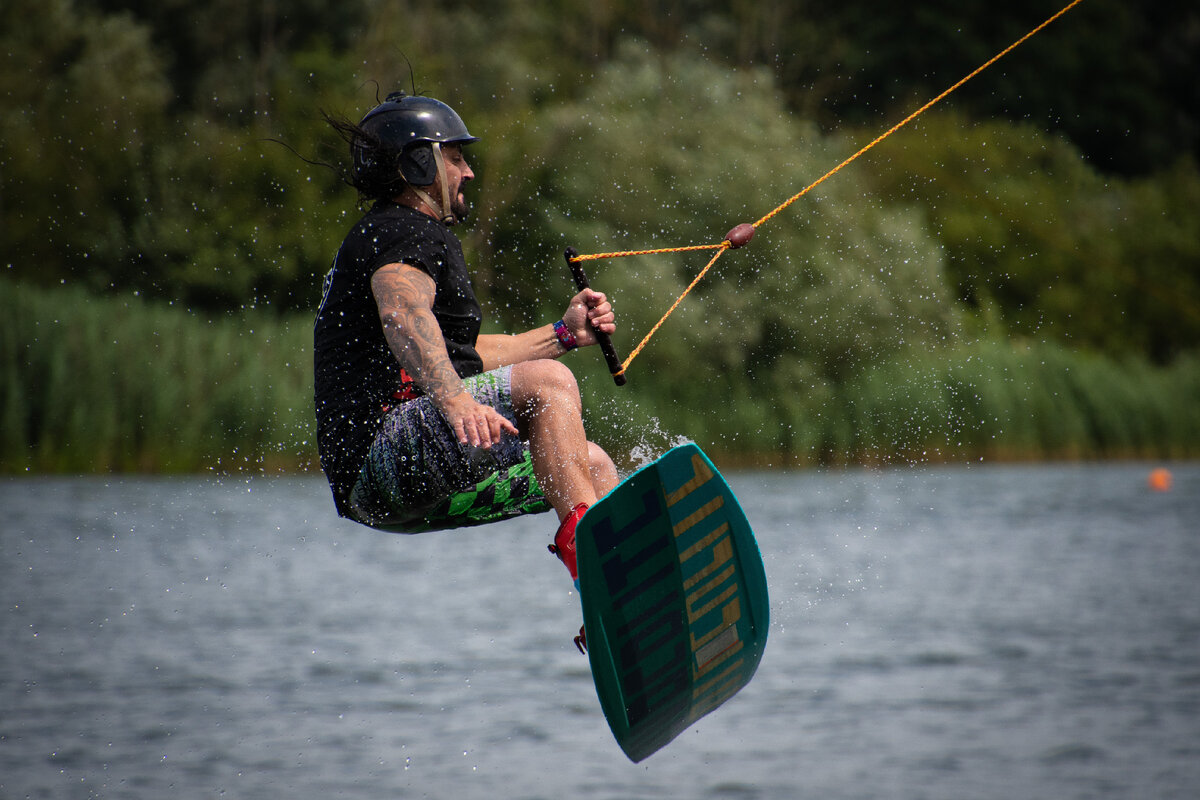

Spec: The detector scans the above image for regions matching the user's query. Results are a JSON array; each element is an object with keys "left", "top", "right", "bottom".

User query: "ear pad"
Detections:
[{"left": 399, "top": 144, "right": 437, "bottom": 186}]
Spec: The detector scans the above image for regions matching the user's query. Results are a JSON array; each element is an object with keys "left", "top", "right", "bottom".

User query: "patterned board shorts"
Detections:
[{"left": 347, "top": 366, "right": 551, "bottom": 533}]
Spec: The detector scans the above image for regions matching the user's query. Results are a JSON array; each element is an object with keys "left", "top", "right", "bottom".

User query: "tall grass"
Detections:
[
  {"left": 816, "top": 340, "right": 1200, "bottom": 465},
  {"left": 2, "top": 278, "right": 314, "bottom": 473},
  {"left": 4, "top": 279, "right": 1198, "bottom": 474},
  {"left": 590, "top": 339, "right": 1200, "bottom": 468}
]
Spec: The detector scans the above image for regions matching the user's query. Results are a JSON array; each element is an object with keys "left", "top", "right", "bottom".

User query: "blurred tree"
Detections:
[
  {"left": 862, "top": 111, "right": 1200, "bottom": 361},
  {"left": 480, "top": 45, "right": 961, "bottom": 411},
  {"left": 810, "top": 0, "right": 1200, "bottom": 175},
  {"left": 77, "top": 0, "right": 369, "bottom": 117},
  {"left": 1, "top": 0, "right": 170, "bottom": 291},
  {"left": 5, "top": 0, "right": 1195, "bottom": 365}
]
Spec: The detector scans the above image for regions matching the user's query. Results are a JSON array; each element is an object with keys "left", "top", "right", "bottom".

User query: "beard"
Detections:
[{"left": 450, "top": 190, "right": 470, "bottom": 222}]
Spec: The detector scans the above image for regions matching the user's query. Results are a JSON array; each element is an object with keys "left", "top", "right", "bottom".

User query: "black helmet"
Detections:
[{"left": 353, "top": 92, "right": 478, "bottom": 189}]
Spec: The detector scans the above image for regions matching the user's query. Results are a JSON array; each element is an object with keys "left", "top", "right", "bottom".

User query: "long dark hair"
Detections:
[
  {"left": 267, "top": 74, "right": 418, "bottom": 207},
  {"left": 262, "top": 113, "right": 387, "bottom": 209},
  {"left": 322, "top": 111, "right": 406, "bottom": 204}
]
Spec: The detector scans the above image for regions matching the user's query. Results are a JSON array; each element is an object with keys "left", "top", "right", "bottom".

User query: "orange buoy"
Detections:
[{"left": 1148, "top": 467, "right": 1173, "bottom": 492}]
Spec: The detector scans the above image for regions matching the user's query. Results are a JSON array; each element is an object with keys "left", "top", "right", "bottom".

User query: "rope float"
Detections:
[{"left": 567, "top": 0, "right": 1086, "bottom": 385}]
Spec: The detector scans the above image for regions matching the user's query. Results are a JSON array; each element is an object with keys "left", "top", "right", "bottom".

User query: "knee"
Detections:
[
  {"left": 512, "top": 359, "right": 581, "bottom": 410},
  {"left": 587, "top": 441, "right": 607, "bottom": 467}
]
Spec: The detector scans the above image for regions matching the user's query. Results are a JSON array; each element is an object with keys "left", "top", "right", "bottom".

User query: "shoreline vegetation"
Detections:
[
  {"left": 6, "top": 3, "right": 1198, "bottom": 480},
  {"left": 5, "top": 279, "right": 1197, "bottom": 477}
]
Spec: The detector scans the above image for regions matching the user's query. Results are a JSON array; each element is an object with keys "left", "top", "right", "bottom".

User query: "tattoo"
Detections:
[{"left": 371, "top": 264, "right": 464, "bottom": 403}]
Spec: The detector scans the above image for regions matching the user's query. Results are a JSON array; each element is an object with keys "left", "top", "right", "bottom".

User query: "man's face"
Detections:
[{"left": 441, "top": 144, "right": 474, "bottom": 220}]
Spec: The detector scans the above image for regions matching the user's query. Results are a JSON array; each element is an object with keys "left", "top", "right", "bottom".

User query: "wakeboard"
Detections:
[{"left": 574, "top": 442, "right": 769, "bottom": 762}]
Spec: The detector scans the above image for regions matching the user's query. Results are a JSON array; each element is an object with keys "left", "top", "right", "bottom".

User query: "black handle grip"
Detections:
[{"left": 564, "top": 247, "right": 627, "bottom": 386}]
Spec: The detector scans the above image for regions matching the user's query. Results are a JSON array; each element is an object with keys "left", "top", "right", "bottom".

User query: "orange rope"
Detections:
[
  {"left": 571, "top": 243, "right": 725, "bottom": 262},
  {"left": 753, "top": 0, "right": 1084, "bottom": 229},
  {"left": 570, "top": 0, "right": 1085, "bottom": 377},
  {"left": 614, "top": 244, "right": 731, "bottom": 376}
]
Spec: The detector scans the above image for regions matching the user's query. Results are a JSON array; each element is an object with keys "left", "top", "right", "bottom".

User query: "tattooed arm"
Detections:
[{"left": 371, "top": 263, "right": 516, "bottom": 448}]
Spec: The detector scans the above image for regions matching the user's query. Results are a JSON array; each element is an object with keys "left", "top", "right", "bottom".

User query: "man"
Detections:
[{"left": 314, "top": 91, "right": 618, "bottom": 586}]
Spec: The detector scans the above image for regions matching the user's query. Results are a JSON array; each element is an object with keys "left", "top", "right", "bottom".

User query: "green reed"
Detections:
[
  {"left": 2, "top": 279, "right": 315, "bottom": 473},
  {"left": 823, "top": 340, "right": 1200, "bottom": 464},
  {"left": 5, "top": 279, "right": 1197, "bottom": 474}
]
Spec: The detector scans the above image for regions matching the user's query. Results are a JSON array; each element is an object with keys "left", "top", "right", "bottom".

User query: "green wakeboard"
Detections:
[{"left": 574, "top": 442, "right": 770, "bottom": 762}]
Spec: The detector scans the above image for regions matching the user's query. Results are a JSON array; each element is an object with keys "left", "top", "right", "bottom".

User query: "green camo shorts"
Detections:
[{"left": 347, "top": 366, "right": 550, "bottom": 533}]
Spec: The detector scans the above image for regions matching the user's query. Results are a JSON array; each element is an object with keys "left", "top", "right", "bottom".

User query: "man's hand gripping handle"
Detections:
[{"left": 564, "top": 247, "right": 627, "bottom": 387}]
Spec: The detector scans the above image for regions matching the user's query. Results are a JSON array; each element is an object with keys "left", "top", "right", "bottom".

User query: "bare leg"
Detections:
[
  {"left": 588, "top": 441, "right": 619, "bottom": 500},
  {"left": 510, "top": 360, "right": 617, "bottom": 520}
]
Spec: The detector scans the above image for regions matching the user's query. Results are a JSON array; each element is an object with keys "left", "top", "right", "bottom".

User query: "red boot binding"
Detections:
[
  {"left": 547, "top": 503, "right": 588, "bottom": 583},
  {"left": 548, "top": 503, "right": 590, "bottom": 653}
]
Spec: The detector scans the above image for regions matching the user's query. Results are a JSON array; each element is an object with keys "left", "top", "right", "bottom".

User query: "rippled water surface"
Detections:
[{"left": 2, "top": 461, "right": 1198, "bottom": 799}]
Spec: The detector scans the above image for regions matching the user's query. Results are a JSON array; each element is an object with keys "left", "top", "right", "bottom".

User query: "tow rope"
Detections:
[{"left": 568, "top": 0, "right": 1085, "bottom": 383}]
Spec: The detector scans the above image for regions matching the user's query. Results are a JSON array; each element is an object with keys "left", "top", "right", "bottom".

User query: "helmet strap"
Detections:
[
  {"left": 406, "top": 142, "right": 456, "bottom": 225},
  {"left": 408, "top": 184, "right": 445, "bottom": 222},
  {"left": 433, "top": 142, "right": 454, "bottom": 225}
]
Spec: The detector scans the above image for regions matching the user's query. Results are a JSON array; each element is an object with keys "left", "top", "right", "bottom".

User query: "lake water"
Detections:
[{"left": 2, "top": 461, "right": 1198, "bottom": 799}]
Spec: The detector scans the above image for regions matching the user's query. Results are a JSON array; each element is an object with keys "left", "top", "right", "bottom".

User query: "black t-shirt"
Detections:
[{"left": 314, "top": 202, "right": 484, "bottom": 516}]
